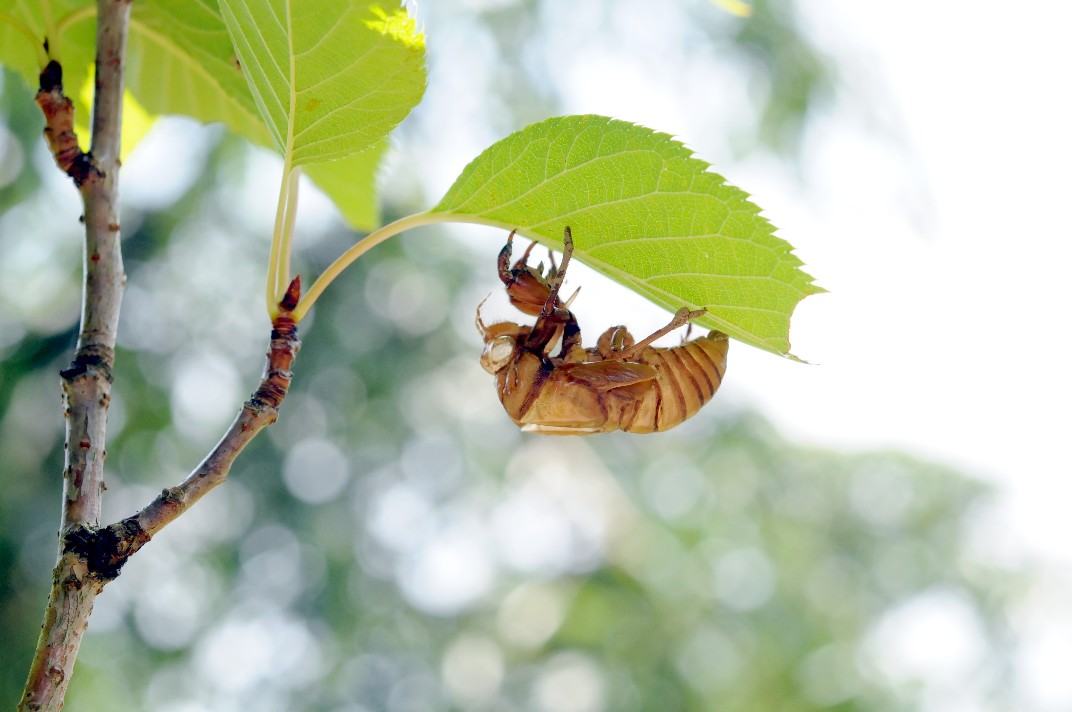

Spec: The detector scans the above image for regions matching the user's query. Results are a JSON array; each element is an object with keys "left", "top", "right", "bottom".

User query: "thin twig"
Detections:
[{"left": 110, "top": 315, "right": 301, "bottom": 554}]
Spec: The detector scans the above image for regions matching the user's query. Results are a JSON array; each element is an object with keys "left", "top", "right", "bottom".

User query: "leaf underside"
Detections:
[
  {"left": 1, "top": 1, "right": 96, "bottom": 135},
  {"left": 2, "top": 7, "right": 818, "bottom": 350},
  {"left": 217, "top": 0, "right": 426, "bottom": 166},
  {"left": 432, "top": 115, "right": 822, "bottom": 357},
  {"left": 1, "top": 0, "right": 423, "bottom": 230}
]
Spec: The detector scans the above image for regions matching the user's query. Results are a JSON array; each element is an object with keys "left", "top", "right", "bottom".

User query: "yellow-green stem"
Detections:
[
  {"left": 266, "top": 160, "right": 294, "bottom": 317},
  {"left": 277, "top": 167, "right": 302, "bottom": 299},
  {"left": 292, "top": 212, "right": 512, "bottom": 322}
]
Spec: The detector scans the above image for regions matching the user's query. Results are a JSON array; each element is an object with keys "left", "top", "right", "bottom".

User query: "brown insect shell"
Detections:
[
  {"left": 506, "top": 326, "right": 729, "bottom": 435},
  {"left": 503, "top": 268, "right": 560, "bottom": 317},
  {"left": 478, "top": 320, "right": 528, "bottom": 374},
  {"left": 595, "top": 325, "right": 635, "bottom": 357}
]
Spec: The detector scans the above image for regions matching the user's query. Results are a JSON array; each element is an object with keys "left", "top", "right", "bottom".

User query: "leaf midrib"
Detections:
[{"left": 284, "top": 0, "right": 296, "bottom": 169}]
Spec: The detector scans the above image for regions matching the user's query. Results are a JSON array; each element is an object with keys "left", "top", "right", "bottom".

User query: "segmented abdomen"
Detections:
[{"left": 618, "top": 332, "right": 729, "bottom": 433}]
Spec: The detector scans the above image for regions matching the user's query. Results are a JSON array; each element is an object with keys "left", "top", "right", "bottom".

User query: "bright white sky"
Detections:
[
  {"left": 713, "top": 3, "right": 1072, "bottom": 707},
  {"left": 732, "top": 0, "right": 1072, "bottom": 560}
]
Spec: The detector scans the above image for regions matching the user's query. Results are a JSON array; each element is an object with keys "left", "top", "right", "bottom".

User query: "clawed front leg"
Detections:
[
  {"left": 540, "top": 226, "right": 573, "bottom": 315},
  {"left": 524, "top": 227, "right": 582, "bottom": 355}
]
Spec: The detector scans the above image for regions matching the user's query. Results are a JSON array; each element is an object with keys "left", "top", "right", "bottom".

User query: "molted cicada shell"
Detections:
[{"left": 477, "top": 227, "right": 728, "bottom": 434}]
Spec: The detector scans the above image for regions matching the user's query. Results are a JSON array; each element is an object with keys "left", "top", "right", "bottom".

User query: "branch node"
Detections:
[
  {"left": 34, "top": 60, "right": 102, "bottom": 188},
  {"left": 159, "top": 486, "right": 185, "bottom": 505},
  {"left": 60, "top": 352, "right": 115, "bottom": 383},
  {"left": 62, "top": 519, "right": 148, "bottom": 582},
  {"left": 39, "top": 60, "right": 63, "bottom": 93},
  {"left": 279, "top": 275, "right": 302, "bottom": 312}
]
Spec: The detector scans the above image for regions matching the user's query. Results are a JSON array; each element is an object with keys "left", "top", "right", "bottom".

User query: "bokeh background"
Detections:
[{"left": 1, "top": 0, "right": 1069, "bottom": 710}]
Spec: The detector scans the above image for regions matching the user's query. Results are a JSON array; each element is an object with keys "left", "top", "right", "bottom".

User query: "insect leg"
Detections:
[
  {"left": 596, "top": 325, "right": 634, "bottom": 358},
  {"left": 541, "top": 226, "right": 573, "bottom": 310},
  {"left": 546, "top": 228, "right": 584, "bottom": 356},
  {"left": 524, "top": 227, "right": 581, "bottom": 354},
  {"left": 499, "top": 228, "right": 563, "bottom": 319},
  {"left": 557, "top": 318, "right": 583, "bottom": 359},
  {"left": 614, "top": 307, "right": 706, "bottom": 360},
  {"left": 497, "top": 229, "right": 518, "bottom": 285},
  {"left": 545, "top": 244, "right": 559, "bottom": 283},
  {"left": 551, "top": 228, "right": 587, "bottom": 357},
  {"left": 498, "top": 229, "right": 540, "bottom": 282},
  {"left": 518, "top": 241, "right": 538, "bottom": 271}
]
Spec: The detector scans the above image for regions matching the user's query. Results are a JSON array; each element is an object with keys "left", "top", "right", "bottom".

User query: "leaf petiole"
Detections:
[
  {"left": 266, "top": 162, "right": 300, "bottom": 317},
  {"left": 278, "top": 167, "right": 301, "bottom": 298},
  {"left": 291, "top": 212, "right": 511, "bottom": 322}
]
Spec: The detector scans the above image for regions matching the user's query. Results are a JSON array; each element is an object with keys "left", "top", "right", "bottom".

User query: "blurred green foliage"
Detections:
[{"left": 0, "top": 1, "right": 1021, "bottom": 710}]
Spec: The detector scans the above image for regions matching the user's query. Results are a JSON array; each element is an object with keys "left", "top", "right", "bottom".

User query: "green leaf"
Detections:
[
  {"left": 2, "top": 1, "right": 402, "bottom": 230},
  {"left": 127, "top": 1, "right": 387, "bottom": 228},
  {"left": 216, "top": 0, "right": 426, "bottom": 167},
  {"left": 0, "top": 1, "right": 96, "bottom": 138},
  {"left": 0, "top": 1, "right": 95, "bottom": 82},
  {"left": 431, "top": 115, "right": 822, "bottom": 357},
  {"left": 128, "top": 0, "right": 273, "bottom": 147},
  {"left": 304, "top": 140, "right": 386, "bottom": 231},
  {"left": 0, "top": 3, "right": 53, "bottom": 82},
  {"left": 1, "top": 1, "right": 259, "bottom": 158},
  {"left": 0, "top": 2, "right": 152, "bottom": 159}
]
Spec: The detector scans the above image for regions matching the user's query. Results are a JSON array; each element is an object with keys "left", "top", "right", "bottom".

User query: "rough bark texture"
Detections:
[
  {"left": 20, "top": 3, "right": 132, "bottom": 709},
  {"left": 34, "top": 61, "right": 100, "bottom": 187},
  {"left": 20, "top": 317, "right": 301, "bottom": 710},
  {"left": 19, "top": 3, "right": 303, "bottom": 710}
]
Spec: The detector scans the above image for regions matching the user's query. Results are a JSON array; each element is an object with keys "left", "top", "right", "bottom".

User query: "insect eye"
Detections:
[{"left": 480, "top": 336, "right": 516, "bottom": 373}]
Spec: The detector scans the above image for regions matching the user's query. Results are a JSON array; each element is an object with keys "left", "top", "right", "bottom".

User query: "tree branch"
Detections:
[
  {"left": 20, "top": 316, "right": 301, "bottom": 710},
  {"left": 21, "top": 3, "right": 305, "bottom": 706},
  {"left": 110, "top": 316, "right": 300, "bottom": 556},
  {"left": 20, "top": 2, "right": 132, "bottom": 710}
]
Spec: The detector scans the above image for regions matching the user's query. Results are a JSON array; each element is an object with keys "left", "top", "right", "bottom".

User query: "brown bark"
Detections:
[
  {"left": 19, "top": 0, "right": 303, "bottom": 707},
  {"left": 20, "top": 3, "right": 132, "bottom": 709},
  {"left": 111, "top": 315, "right": 301, "bottom": 555},
  {"left": 20, "top": 315, "right": 301, "bottom": 711},
  {"left": 34, "top": 61, "right": 100, "bottom": 187}
]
